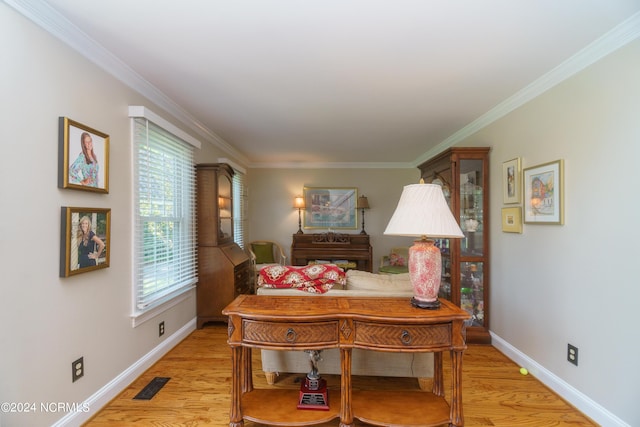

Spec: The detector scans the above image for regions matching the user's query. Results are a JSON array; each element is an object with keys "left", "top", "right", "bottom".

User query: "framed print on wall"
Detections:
[
  {"left": 60, "top": 207, "right": 111, "bottom": 277},
  {"left": 58, "top": 117, "right": 110, "bottom": 193},
  {"left": 523, "top": 159, "right": 564, "bottom": 225},
  {"left": 502, "top": 157, "right": 521, "bottom": 204},
  {"left": 501, "top": 207, "right": 523, "bottom": 233},
  {"left": 303, "top": 187, "right": 358, "bottom": 229}
]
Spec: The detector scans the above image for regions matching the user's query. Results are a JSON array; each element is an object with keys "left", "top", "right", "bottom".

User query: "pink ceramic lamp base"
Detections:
[{"left": 409, "top": 238, "right": 442, "bottom": 309}]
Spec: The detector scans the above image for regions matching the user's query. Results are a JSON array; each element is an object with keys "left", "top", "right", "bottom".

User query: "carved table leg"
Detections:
[
  {"left": 432, "top": 351, "right": 444, "bottom": 396},
  {"left": 242, "top": 347, "right": 253, "bottom": 393},
  {"left": 449, "top": 350, "right": 465, "bottom": 427},
  {"left": 339, "top": 347, "right": 353, "bottom": 427},
  {"left": 229, "top": 346, "right": 244, "bottom": 427}
]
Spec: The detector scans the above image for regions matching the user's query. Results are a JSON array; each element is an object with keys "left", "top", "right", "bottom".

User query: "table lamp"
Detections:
[
  {"left": 384, "top": 182, "right": 464, "bottom": 309},
  {"left": 293, "top": 196, "right": 306, "bottom": 234},
  {"left": 356, "top": 195, "right": 370, "bottom": 235}
]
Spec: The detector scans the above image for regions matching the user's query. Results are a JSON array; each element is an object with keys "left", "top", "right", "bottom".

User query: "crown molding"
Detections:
[
  {"left": 4, "top": 0, "right": 249, "bottom": 166},
  {"left": 249, "top": 161, "right": 415, "bottom": 169},
  {"left": 412, "top": 11, "right": 640, "bottom": 168}
]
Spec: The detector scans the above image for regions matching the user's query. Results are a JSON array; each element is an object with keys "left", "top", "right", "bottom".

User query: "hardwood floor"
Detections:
[{"left": 85, "top": 324, "right": 596, "bottom": 427}]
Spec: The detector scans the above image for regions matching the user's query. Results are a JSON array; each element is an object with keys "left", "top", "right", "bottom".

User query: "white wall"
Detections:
[
  {"left": 457, "top": 40, "right": 640, "bottom": 426},
  {"left": 0, "top": 5, "right": 227, "bottom": 426},
  {"left": 246, "top": 168, "right": 419, "bottom": 269}
]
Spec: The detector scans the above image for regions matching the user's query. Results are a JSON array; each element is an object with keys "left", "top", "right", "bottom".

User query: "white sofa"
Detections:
[{"left": 256, "top": 269, "right": 433, "bottom": 390}]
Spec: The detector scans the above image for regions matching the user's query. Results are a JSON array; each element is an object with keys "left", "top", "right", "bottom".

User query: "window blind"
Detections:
[{"left": 133, "top": 118, "right": 197, "bottom": 310}]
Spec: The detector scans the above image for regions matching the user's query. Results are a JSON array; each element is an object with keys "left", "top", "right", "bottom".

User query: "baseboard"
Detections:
[
  {"left": 52, "top": 318, "right": 197, "bottom": 427},
  {"left": 490, "top": 331, "right": 629, "bottom": 427}
]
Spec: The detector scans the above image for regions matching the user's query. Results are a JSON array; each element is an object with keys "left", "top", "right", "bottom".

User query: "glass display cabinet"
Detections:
[{"left": 418, "top": 147, "right": 491, "bottom": 344}]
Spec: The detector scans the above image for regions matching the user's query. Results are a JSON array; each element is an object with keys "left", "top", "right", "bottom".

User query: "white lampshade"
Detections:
[{"left": 384, "top": 183, "right": 464, "bottom": 238}]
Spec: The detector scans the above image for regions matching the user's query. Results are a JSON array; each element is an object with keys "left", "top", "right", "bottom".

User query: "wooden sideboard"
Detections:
[
  {"left": 290, "top": 232, "right": 372, "bottom": 272},
  {"left": 223, "top": 295, "right": 470, "bottom": 427}
]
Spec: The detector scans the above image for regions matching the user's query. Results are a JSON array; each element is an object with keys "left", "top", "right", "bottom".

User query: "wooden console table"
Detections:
[
  {"left": 222, "top": 295, "right": 470, "bottom": 427},
  {"left": 291, "top": 232, "right": 373, "bottom": 272}
]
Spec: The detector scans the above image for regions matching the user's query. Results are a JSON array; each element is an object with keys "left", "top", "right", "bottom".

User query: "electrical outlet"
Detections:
[
  {"left": 159, "top": 321, "right": 165, "bottom": 337},
  {"left": 72, "top": 357, "right": 84, "bottom": 382},
  {"left": 567, "top": 344, "right": 578, "bottom": 366}
]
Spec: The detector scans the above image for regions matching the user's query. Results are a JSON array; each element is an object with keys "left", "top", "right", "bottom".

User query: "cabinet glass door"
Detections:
[
  {"left": 460, "top": 159, "right": 484, "bottom": 256},
  {"left": 459, "top": 158, "right": 485, "bottom": 327},
  {"left": 218, "top": 175, "right": 233, "bottom": 241}
]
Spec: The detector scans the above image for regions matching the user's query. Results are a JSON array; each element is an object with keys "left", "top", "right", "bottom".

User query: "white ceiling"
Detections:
[{"left": 15, "top": 0, "right": 640, "bottom": 167}]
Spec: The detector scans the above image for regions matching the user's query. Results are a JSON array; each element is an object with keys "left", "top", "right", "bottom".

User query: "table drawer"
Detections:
[
  {"left": 242, "top": 320, "right": 339, "bottom": 347},
  {"left": 354, "top": 321, "right": 451, "bottom": 350}
]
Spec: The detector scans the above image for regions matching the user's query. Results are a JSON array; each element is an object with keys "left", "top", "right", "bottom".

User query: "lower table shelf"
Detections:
[
  {"left": 241, "top": 389, "right": 450, "bottom": 427},
  {"left": 352, "top": 390, "right": 450, "bottom": 426},
  {"left": 242, "top": 389, "right": 339, "bottom": 425}
]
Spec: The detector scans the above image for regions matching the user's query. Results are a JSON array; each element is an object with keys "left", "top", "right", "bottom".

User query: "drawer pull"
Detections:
[
  {"left": 285, "top": 328, "right": 297, "bottom": 342},
  {"left": 400, "top": 330, "right": 412, "bottom": 345}
]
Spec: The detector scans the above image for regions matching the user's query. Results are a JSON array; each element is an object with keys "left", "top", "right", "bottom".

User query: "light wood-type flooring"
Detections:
[{"left": 84, "top": 324, "right": 597, "bottom": 426}]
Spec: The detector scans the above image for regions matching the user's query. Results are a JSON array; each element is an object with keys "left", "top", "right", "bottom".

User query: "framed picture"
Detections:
[
  {"left": 303, "top": 187, "right": 358, "bottom": 229},
  {"left": 60, "top": 207, "right": 111, "bottom": 277},
  {"left": 501, "top": 207, "right": 523, "bottom": 233},
  {"left": 523, "top": 159, "right": 564, "bottom": 224},
  {"left": 58, "top": 117, "right": 109, "bottom": 193},
  {"left": 502, "top": 157, "right": 521, "bottom": 204}
]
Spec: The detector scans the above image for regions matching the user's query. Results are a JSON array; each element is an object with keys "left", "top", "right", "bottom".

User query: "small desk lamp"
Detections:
[
  {"left": 357, "top": 195, "right": 370, "bottom": 235},
  {"left": 384, "top": 182, "right": 464, "bottom": 309},
  {"left": 294, "top": 196, "right": 306, "bottom": 234}
]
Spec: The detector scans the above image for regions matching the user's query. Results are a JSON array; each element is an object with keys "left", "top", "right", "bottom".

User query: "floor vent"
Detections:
[{"left": 133, "top": 377, "right": 170, "bottom": 400}]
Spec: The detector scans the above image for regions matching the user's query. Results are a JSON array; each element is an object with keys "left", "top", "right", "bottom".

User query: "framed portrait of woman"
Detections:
[
  {"left": 58, "top": 117, "right": 109, "bottom": 193},
  {"left": 60, "top": 207, "right": 111, "bottom": 277}
]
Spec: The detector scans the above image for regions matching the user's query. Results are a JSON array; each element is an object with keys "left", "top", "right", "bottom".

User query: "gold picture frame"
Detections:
[
  {"left": 60, "top": 207, "right": 111, "bottom": 277},
  {"left": 501, "top": 207, "right": 523, "bottom": 233},
  {"left": 58, "top": 117, "right": 110, "bottom": 193},
  {"left": 523, "top": 159, "right": 564, "bottom": 225}
]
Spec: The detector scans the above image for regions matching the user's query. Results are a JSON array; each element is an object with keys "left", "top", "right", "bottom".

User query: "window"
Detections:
[{"left": 130, "top": 107, "right": 198, "bottom": 320}]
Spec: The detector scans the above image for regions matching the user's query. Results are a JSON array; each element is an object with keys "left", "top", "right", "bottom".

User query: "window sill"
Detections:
[{"left": 130, "top": 285, "right": 196, "bottom": 328}]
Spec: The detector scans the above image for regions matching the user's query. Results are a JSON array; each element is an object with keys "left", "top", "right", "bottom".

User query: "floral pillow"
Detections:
[
  {"left": 389, "top": 252, "right": 406, "bottom": 267},
  {"left": 258, "top": 264, "right": 346, "bottom": 293}
]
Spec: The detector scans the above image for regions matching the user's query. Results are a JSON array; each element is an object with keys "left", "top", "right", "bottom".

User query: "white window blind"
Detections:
[
  {"left": 232, "top": 170, "right": 247, "bottom": 249},
  {"left": 133, "top": 117, "right": 197, "bottom": 311}
]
